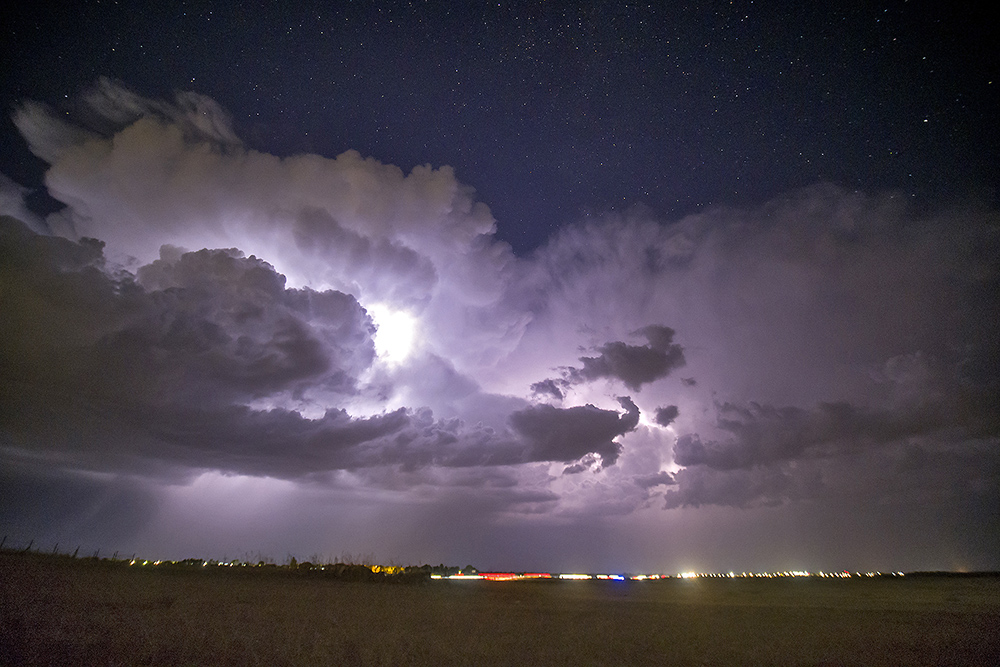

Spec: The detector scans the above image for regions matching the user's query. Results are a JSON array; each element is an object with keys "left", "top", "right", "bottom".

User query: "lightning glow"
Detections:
[{"left": 367, "top": 304, "right": 418, "bottom": 365}]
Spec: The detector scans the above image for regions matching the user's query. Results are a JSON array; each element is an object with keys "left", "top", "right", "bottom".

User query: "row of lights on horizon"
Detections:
[
  {"left": 124, "top": 559, "right": 904, "bottom": 579},
  {"left": 433, "top": 570, "right": 905, "bottom": 580}
]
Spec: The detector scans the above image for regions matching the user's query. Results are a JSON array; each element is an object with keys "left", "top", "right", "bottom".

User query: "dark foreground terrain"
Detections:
[{"left": 2, "top": 552, "right": 998, "bottom": 665}]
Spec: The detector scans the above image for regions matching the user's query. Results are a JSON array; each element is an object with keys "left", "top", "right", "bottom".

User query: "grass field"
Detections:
[{"left": 2, "top": 551, "right": 998, "bottom": 665}]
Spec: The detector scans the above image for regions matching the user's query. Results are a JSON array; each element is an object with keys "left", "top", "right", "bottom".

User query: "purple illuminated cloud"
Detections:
[{"left": 1, "top": 80, "right": 998, "bottom": 570}]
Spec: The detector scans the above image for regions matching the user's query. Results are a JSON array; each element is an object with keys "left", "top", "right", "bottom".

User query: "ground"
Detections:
[{"left": 2, "top": 552, "right": 998, "bottom": 665}]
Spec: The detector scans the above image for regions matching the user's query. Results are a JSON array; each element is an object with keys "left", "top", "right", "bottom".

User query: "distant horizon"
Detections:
[{"left": 5, "top": 538, "right": 997, "bottom": 579}]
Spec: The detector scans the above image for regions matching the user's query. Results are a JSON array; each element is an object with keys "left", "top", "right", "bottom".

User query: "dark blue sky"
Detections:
[{"left": 3, "top": 1, "right": 996, "bottom": 253}]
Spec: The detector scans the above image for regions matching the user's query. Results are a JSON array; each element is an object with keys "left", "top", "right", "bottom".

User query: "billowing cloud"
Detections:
[
  {"left": 2, "top": 80, "right": 998, "bottom": 570},
  {"left": 527, "top": 325, "right": 684, "bottom": 401},
  {"left": 662, "top": 464, "right": 814, "bottom": 509},
  {"left": 0, "top": 216, "right": 645, "bottom": 480},
  {"left": 0, "top": 216, "right": 390, "bottom": 476},
  {"left": 511, "top": 183, "right": 999, "bottom": 522},
  {"left": 662, "top": 350, "right": 1000, "bottom": 508},
  {"left": 633, "top": 470, "right": 675, "bottom": 489},
  {"left": 510, "top": 397, "right": 640, "bottom": 468},
  {"left": 530, "top": 378, "right": 567, "bottom": 401},
  {"left": 11, "top": 78, "right": 525, "bottom": 376},
  {"left": 531, "top": 325, "right": 684, "bottom": 398},
  {"left": 566, "top": 325, "right": 685, "bottom": 391},
  {"left": 653, "top": 405, "right": 680, "bottom": 427},
  {"left": 672, "top": 396, "right": 956, "bottom": 471},
  {"left": 0, "top": 217, "right": 374, "bottom": 409},
  {"left": 671, "top": 347, "right": 998, "bottom": 470}
]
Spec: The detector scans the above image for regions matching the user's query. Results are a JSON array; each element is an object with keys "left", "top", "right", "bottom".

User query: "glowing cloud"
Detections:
[{"left": 367, "top": 304, "right": 418, "bottom": 365}]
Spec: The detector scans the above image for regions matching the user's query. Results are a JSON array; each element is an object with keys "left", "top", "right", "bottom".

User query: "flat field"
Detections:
[{"left": 2, "top": 552, "right": 998, "bottom": 665}]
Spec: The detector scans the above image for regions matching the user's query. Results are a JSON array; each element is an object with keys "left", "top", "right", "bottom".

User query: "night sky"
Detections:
[{"left": 2, "top": 1, "right": 998, "bottom": 573}]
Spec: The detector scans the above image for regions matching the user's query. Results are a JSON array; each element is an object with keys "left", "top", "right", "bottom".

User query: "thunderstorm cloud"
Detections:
[{"left": 1, "top": 80, "right": 997, "bottom": 570}]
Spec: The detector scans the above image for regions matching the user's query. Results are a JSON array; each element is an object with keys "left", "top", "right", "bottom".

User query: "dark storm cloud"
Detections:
[
  {"left": 530, "top": 378, "right": 567, "bottom": 400},
  {"left": 662, "top": 465, "right": 816, "bottom": 509},
  {"left": 530, "top": 325, "right": 685, "bottom": 396},
  {"left": 663, "top": 436, "right": 1000, "bottom": 511},
  {"left": 0, "top": 217, "right": 645, "bottom": 479},
  {"left": 0, "top": 217, "right": 375, "bottom": 412},
  {"left": 563, "top": 454, "right": 600, "bottom": 475},
  {"left": 633, "top": 470, "right": 675, "bottom": 489},
  {"left": 0, "top": 217, "right": 384, "bottom": 477},
  {"left": 134, "top": 246, "right": 376, "bottom": 399},
  {"left": 674, "top": 377, "right": 999, "bottom": 471},
  {"left": 566, "top": 325, "right": 684, "bottom": 391},
  {"left": 143, "top": 405, "right": 411, "bottom": 476},
  {"left": 509, "top": 397, "right": 640, "bottom": 468},
  {"left": 654, "top": 405, "right": 680, "bottom": 427},
  {"left": 663, "top": 352, "right": 1000, "bottom": 508},
  {"left": 133, "top": 393, "right": 642, "bottom": 476}
]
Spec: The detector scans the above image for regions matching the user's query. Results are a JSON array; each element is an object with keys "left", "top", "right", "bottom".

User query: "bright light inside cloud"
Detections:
[{"left": 367, "top": 304, "right": 417, "bottom": 364}]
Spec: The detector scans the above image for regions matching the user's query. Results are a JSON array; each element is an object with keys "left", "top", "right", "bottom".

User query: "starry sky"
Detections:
[{"left": 1, "top": 1, "right": 998, "bottom": 572}]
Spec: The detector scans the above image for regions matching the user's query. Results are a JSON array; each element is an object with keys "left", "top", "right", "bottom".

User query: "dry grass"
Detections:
[{"left": 2, "top": 551, "right": 998, "bottom": 665}]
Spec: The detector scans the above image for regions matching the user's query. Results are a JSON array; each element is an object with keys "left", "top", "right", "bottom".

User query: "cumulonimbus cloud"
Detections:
[
  {"left": 11, "top": 78, "right": 526, "bottom": 376},
  {"left": 530, "top": 325, "right": 685, "bottom": 397},
  {"left": 510, "top": 397, "right": 640, "bottom": 468},
  {"left": 653, "top": 405, "right": 679, "bottom": 427},
  {"left": 3, "top": 80, "right": 999, "bottom": 536},
  {"left": 566, "top": 325, "right": 685, "bottom": 391},
  {"left": 0, "top": 216, "right": 645, "bottom": 479}
]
